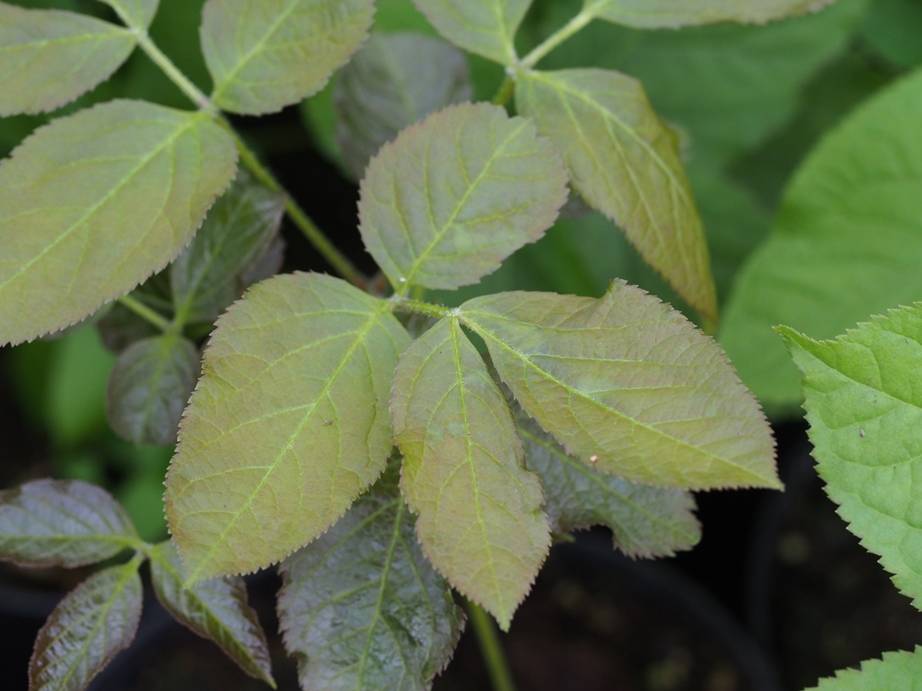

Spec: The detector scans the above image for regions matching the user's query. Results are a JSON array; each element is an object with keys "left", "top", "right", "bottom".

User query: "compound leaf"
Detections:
[
  {"left": 165, "top": 273, "right": 410, "bottom": 582},
  {"left": 29, "top": 560, "right": 143, "bottom": 691},
  {"left": 0, "top": 479, "right": 137, "bottom": 568},
  {"left": 278, "top": 466, "right": 463, "bottom": 691},
  {"left": 149, "top": 541, "right": 274, "bottom": 687},
  {"left": 808, "top": 648, "right": 922, "bottom": 690},
  {"left": 97, "top": 0, "right": 160, "bottom": 29},
  {"left": 413, "top": 0, "right": 530, "bottom": 64},
  {"left": 0, "top": 3, "right": 135, "bottom": 116},
  {"left": 781, "top": 305, "right": 922, "bottom": 610},
  {"left": 334, "top": 32, "right": 472, "bottom": 180},
  {"left": 721, "top": 68, "right": 922, "bottom": 413},
  {"left": 461, "top": 282, "right": 779, "bottom": 490},
  {"left": 0, "top": 99, "right": 237, "bottom": 347},
  {"left": 106, "top": 334, "right": 200, "bottom": 446},
  {"left": 517, "top": 68, "right": 717, "bottom": 321},
  {"left": 170, "top": 171, "right": 285, "bottom": 324},
  {"left": 392, "top": 317, "right": 550, "bottom": 629},
  {"left": 587, "top": 0, "right": 838, "bottom": 28},
  {"left": 516, "top": 414, "right": 701, "bottom": 558},
  {"left": 202, "top": 0, "right": 376, "bottom": 115},
  {"left": 359, "top": 102, "right": 568, "bottom": 293}
]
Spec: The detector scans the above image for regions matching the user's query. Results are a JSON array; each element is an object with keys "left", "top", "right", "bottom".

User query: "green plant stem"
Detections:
[
  {"left": 492, "top": 76, "right": 516, "bottom": 106},
  {"left": 132, "top": 28, "right": 367, "bottom": 289},
  {"left": 117, "top": 295, "right": 171, "bottom": 332},
  {"left": 520, "top": 6, "right": 596, "bottom": 69},
  {"left": 466, "top": 601, "right": 517, "bottom": 691}
]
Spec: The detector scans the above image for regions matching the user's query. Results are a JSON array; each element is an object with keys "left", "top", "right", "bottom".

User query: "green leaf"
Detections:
[
  {"left": 98, "top": 0, "right": 160, "bottom": 29},
  {"left": 278, "top": 465, "right": 464, "bottom": 691},
  {"left": 517, "top": 68, "right": 717, "bottom": 321},
  {"left": 780, "top": 306, "right": 922, "bottom": 610},
  {"left": 359, "top": 102, "right": 568, "bottom": 293},
  {"left": 461, "top": 282, "right": 779, "bottom": 490},
  {"left": 0, "top": 479, "right": 137, "bottom": 568},
  {"left": 807, "top": 648, "right": 922, "bottom": 690},
  {"left": 861, "top": 0, "right": 922, "bottom": 68},
  {"left": 413, "top": 0, "right": 530, "bottom": 64},
  {"left": 0, "top": 3, "right": 135, "bottom": 116},
  {"left": 720, "top": 69, "right": 922, "bottom": 413},
  {"left": 106, "top": 334, "right": 200, "bottom": 446},
  {"left": 165, "top": 273, "right": 410, "bottom": 582},
  {"left": 170, "top": 171, "right": 285, "bottom": 324},
  {"left": 30, "top": 560, "right": 143, "bottom": 691},
  {"left": 334, "top": 32, "right": 472, "bottom": 181},
  {"left": 516, "top": 413, "right": 701, "bottom": 558},
  {"left": 149, "top": 541, "right": 275, "bottom": 687},
  {"left": 201, "top": 0, "right": 376, "bottom": 115},
  {"left": 587, "top": 0, "right": 838, "bottom": 28},
  {"left": 0, "top": 99, "right": 237, "bottom": 347},
  {"left": 392, "top": 317, "right": 550, "bottom": 629}
]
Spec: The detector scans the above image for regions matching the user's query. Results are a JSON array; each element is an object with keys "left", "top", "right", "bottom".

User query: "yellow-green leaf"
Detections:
[
  {"left": 97, "top": 0, "right": 160, "bottom": 29},
  {"left": 517, "top": 68, "right": 717, "bottom": 321},
  {"left": 413, "top": 0, "right": 531, "bottom": 64},
  {"left": 0, "top": 100, "right": 237, "bottom": 347},
  {"left": 202, "top": 0, "right": 376, "bottom": 115},
  {"left": 0, "top": 3, "right": 135, "bottom": 116},
  {"left": 461, "top": 282, "right": 779, "bottom": 490},
  {"left": 392, "top": 317, "right": 550, "bottom": 629},
  {"left": 587, "top": 0, "right": 837, "bottom": 28},
  {"left": 808, "top": 648, "right": 922, "bottom": 690},
  {"left": 358, "top": 102, "right": 568, "bottom": 293},
  {"left": 165, "top": 273, "right": 410, "bottom": 582}
]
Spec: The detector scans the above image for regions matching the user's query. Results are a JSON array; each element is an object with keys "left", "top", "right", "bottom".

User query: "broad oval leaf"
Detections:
[
  {"left": 149, "top": 541, "right": 274, "bottom": 686},
  {"left": 413, "top": 0, "right": 530, "bottom": 64},
  {"left": 358, "top": 102, "right": 568, "bottom": 293},
  {"left": 0, "top": 479, "right": 136, "bottom": 568},
  {"left": 587, "top": 0, "right": 837, "bottom": 28},
  {"left": 278, "top": 466, "right": 463, "bottom": 691},
  {"left": 0, "top": 4, "right": 135, "bottom": 116},
  {"left": 30, "top": 561, "right": 143, "bottom": 691},
  {"left": 808, "top": 648, "right": 922, "bottom": 690},
  {"left": 392, "top": 317, "right": 551, "bottom": 629},
  {"left": 170, "top": 171, "right": 285, "bottom": 324},
  {"left": 0, "top": 99, "right": 237, "bottom": 347},
  {"left": 517, "top": 68, "right": 717, "bottom": 321},
  {"left": 516, "top": 414, "right": 701, "bottom": 558},
  {"left": 201, "top": 0, "right": 376, "bottom": 115},
  {"left": 721, "top": 68, "right": 922, "bottom": 413},
  {"left": 781, "top": 305, "right": 922, "bottom": 610},
  {"left": 165, "top": 273, "right": 411, "bottom": 582},
  {"left": 334, "top": 32, "right": 472, "bottom": 180},
  {"left": 97, "top": 0, "right": 160, "bottom": 29},
  {"left": 106, "top": 334, "right": 200, "bottom": 446},
  {"left": 461, "top": 282, "right": 779, "bottom": 490}
]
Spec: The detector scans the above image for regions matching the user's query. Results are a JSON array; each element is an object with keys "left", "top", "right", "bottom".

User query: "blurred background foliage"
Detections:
[{"left": 2, "top": 0, "right": 921, "bottom": 535}]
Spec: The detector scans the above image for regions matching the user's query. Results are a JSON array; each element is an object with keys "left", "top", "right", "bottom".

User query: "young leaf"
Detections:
[
  {"left": 392, "top": 318, "right": 551, "bottom": 629},
  {"left": 334, "top": 32, "right": 472, "bottom": 180},
  {"left": 170, "top": 171, "right": 285, "bottom": 324},
  {"left": 720, "top": 68, "right": 922, "bottom": 413},
  {"left": 413, "top": 0, "right": 530, "bottom": 64},
  {"left": 0, "top": 99, "right": 237, "bottom": 347},
  {"left": 149, "top": 541, "right": 274, "bottom": 687},
  {"left": 106, "top": 334, "right": 200, "bottom": 446},
  {"left": 359, "top": 102, "right": 568, "bottom": 292},
  {"left": 780, "top": 305, "right": 922, "bottom": 610},
  {"left": 165, "top": 273, "right": 410, "bottom": 582},
  {"left": 516, "top": 414, "right": 701, "bottom": 558},
  {"left": 807, "top": 648, "right": 922, "bottom": 690},
  {"left": 30, "top": 560, "right": 143, "bottom": 691},
  {"left": 201, "top": 0, "right": 376, "bottom": 115},
  {"left": 587, "top": 0, "right": 837, "bottom": 28},
  {"left": 97, "top": 0, "right": 160, "bottom": 29},
  {"left": 0, "top": 479, "right": 137, "bottom": 568},
  {"left": 0, "top": 4, "right": 135, "bottom": 116},
  {"left": 517, "top": 68, "right": 717, "bottom": 321},
  {"left": 460, "top": 282, "right": 779, "bottom": 490},
  {"left": 278, "top": 466, "right": 464, "bottom": 691}
]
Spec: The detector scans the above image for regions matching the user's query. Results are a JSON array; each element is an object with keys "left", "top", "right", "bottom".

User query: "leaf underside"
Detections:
[
  {"left": 588, "top": 0, "right": 837, "bottom": 28},
  {"left": 98, "top": 0, "right": 161, "bottom": 29},
  {"left": 413, "top": 0, "right": 531, "bottom": 64},
  {"left": 165, "top": 273, "right": 410, "bottom": 582}
]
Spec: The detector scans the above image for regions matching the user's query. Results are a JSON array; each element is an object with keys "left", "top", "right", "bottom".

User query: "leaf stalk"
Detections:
[
  {"left": 466, "top": 600, "right": 518, "bottom": 691},
  {"left": 117, "top": 295, "right": 171, "bottom": 332},
  {"left": 520, "top": 7, "right": 596, "bottom": 70}
]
